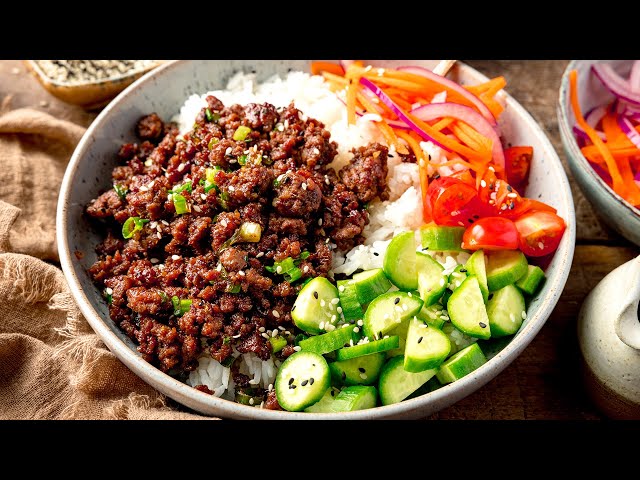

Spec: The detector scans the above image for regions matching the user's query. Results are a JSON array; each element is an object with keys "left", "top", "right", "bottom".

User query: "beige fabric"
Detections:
[{"left": 0, "top": 109, "right": 209, "bottom": 419}]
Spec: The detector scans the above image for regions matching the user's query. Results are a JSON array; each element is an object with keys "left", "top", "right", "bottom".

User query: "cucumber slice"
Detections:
[
  {"left": 363, "top": 291, "right": 423, "bottom": 340},
  {"left": 331, "top": 386, "right": 377, "bottom": 412},
  {"left": 447, "top": 264, "right": 468, "bottom": 292},
  {"left": 352, "top": 268, "right": 392, "bottom": 304},
  {"left": 416, "top": 251, "right": 447, "bottom": 307},
  {"left": 447, "top": 275, "right": 491, "bottom": 339},
  {"left": 486, "top": 284, "right": 526, "bottom": 337},
  {"left": 303, "top": 387, "right": 340, "bottom": 413},
  {"left": 378, "top": 355, "right": 437, "bottom": 405},
  {"left": 418, "top": 304, "right": 448, "bottom": 329},
  {"left": 420, "top": 224, "right": 466, "bottom": 251},
  {"left": 436, "top": 343, "right": 487, "bottom": 384},
  {"left": 275, "top": 351, "right": 331, "bottom": 411},
  {"left": 486, "top": 250, "right": 528, "bottom": 292},
  {"left": 383, "top": 231, "right": 418, "bottom": 290},
  {"left": 385, "top": 318, "right": 409, "bottom": 358},
  {"left": 292, "top": 277, "right": 340, "bottom": 335},
  {"left": 440, "top": 289, "right": 452, "bottom": 309},
  {"left": 465, "top": 249, "right": 488, "bottom": 303},
  {"left": 442, "top": 322, "right": 477, "bottom": 355},
  {"left": 299, "top": 325, "right": 362, "bottom": 355},
  {"left": 337, "top": 279, "right": 364, "bottom": 321},
  {"left": 516, "top": 265, "right": 546, "bottom": 296},
  {"left": 404, "top": 317, "right": 451, "bottom": 372},
  {"left": 336, "top": 336, "right": 400, "bottom": 361},
  {"left": 329, "top": 353, "right": 386, "bottom": 385}
]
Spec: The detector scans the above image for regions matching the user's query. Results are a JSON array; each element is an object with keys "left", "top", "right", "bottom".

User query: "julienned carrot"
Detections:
[
  {"left": 311, "top": 62, "right": 344, "bottom": 77},
  {"left": 465, "top": 76, "right": 506, "bottom": 96},
  {"left": 452, "top": 120, "right": 493, "bottom": 155},
  {"left": 582, "top": 145, "right": 640, "bottom": 159},
  {"left": 569, "top": 69, "right": 640, "bottom": 205},
  {"left": 396, "top": 130, "right": 430, "bottom": 222},
  {"left": 431, "top": 118, "right": 455, "bottom": 132}
]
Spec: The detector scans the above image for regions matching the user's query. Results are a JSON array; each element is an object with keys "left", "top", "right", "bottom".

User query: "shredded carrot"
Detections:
[
  {"left": 311, "top": 62, "right": 344, "bottom": 77},
  {"left": 569, "top": 69, "right": 640, "bottom": 205},
  {"left": 431, "top": 117, "right": 455, "bottom": 132},
  {"left": 321, "top": 71, "right": 348, "bottom": 87},
  {"left": 465, "top": 76, "right": 506, "bottom": 95},
  {"left": 396, "top": 130, "right": 430, "bottom": 221},
  {"left": 452, "top": 120, "right": 493, "bottom": 154}
]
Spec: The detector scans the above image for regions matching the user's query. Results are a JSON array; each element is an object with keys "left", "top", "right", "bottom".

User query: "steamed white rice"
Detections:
[{"left": 178, "top": 71, "right": 464, "bottom": 400}]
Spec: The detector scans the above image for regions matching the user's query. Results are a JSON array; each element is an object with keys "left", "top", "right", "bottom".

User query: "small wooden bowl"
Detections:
[{"left": 24, "top": 60, "right": 162, "bottom": 110}]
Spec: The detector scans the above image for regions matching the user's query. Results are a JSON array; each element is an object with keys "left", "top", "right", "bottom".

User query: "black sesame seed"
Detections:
[
  {"left": 331, "top": 389, "right": 335, "bottom": 396},
  {"left": 507, "top": 185, "right": 513, "bottom": 192},
  {"left": 313, "top": 291, "right": 318, "bottom": 299},
  {"left": 394, "top": 297, "right": 400, "bottom": 304},
  {"left": 488, "top": 293, "right": 494, "bottom": 300},
  {"left": 288, "top": 377, "right": 294, "bottom": 385},
  {"left": 433, "top": 173, "right": 440, "bottom": 179},
  {"left": 479, "top": 322, "right": 487, "bottom": 328},
  {"left": 358, "top": 367, "right": 366, "bottom": 373},
  {"left": 460, "top": 268, "right": 467, "bottom": 273},
  {"left": 309, "top": 378, "right": 314, "bottom": 385},
  {"left": 344, "top": 343, "right": 349, "bottom": 348},
  {"left": 388, "top": 154, "right": 394, "bottom": 158},
  {"left": 468, "top": 218, "right": 474, "bottom": 224},
  {"left": 301, "top": 380, "right": 309, "bottom": 386},
  {"left": 292, "top": 305, "right": 296, "bottom": 312},
  {"left": 342, "top": 372, "right": 346, "bottom": 380},
  {"left": 289, "top": 384, "right": 297, "bottom": 389},
  {"left": 473, "top": 215, "right": 480, "bottom": 219},
  {"left": 418, "top": 337, "right": 423, "bottom": 344},
  {"left": 373, "top": 252, "right": 379, "bottom": 256},
  {"left": 509, "top": 202, "right": 515, "bottom": 210}
]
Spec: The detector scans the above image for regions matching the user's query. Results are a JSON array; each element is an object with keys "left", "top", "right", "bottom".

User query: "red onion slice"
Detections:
[
  {"left": 573, "top": 125, "right": 606, "bottom": 142},
  {"left": 617, "top": 115, "right": 640, "bottom": 149},
  {"left": 411, "top": 102, "right": 505, "bottom": 170},
  {"left": 336, "top": 94, "right": 409, "bottom": 130},
  {"left": 630, "top": 60, "right": 640, "bottom": 93},
  {"left": 592, "top": 63, "right": 640, "bottom": 106},
  {"left": 360, "top": 77, "right": 450, "bottom": 151},
  {"left": 396, "top": 65, "right": 498, "bottom": 127}
]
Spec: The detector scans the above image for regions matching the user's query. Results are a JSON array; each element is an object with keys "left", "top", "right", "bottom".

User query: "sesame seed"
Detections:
[
  {"left": 261, "top": 333, "right": 270, "bottom": 339},
  {"left": 418, "top": 337, "right": 423, "bottom": 344},
  {"left": 232, "top": 334, "right": 241, "bottom": 339},
  {"left": 177, "top": 163, "right": 185, "bottom": 172},
  {"left": 256, "top": 252, "right": 264, "bottom": 258},
  {"left": 331, "top": 298, "right": 340, "bottom": 305},
  {"left": 161, "top": 220, "right": 169, "bottom": 226},
  {"left": 318, "top": 218, "right": 323, "bottom": 226},
  {"left": 521, "top": 311, "right": 527, "bottom": 319},
  {"left": 331, "top": 315, "right": 337, "bottom": 322},
  {"left": 359, "top": 373, "right": 368, "bottom": 380},
  {"left": 192, "top": 205, "right": 201, "bottom": 213},
  {"left": 402, "top": 304, "right": 408, "bottom": 311},
  {"left": 293, "top": 346, "right": 301, "bottom": 352},
  {"left": 538, "top": 242, "right": 545, "bottom": 249},
  {"left": 216, "top": 264, "right": 222, "bottom": 272},
  {"left": 479, "top": 322, "right": 487, "bottom": 328},
  {"left": 353, "top": 327, "right": 360, "bottom": 333},
  {"left": 325, "top": 175, "right": 330, "bottom": 185},
  {"left": 144, "top": 159, "right": 153, "bottom": 167},
  {"left": 394, "top": 297, "right": 400, "bottom": 305},
  {"left": 139, "top": 186, "right": 148, "bottom": 192},
  {"left": 225, "top": 147, "right": 232, "bottom": 156},
  {"left": 200, "top": 194, "right": 207, "bottom": 201},
  {"left": 319, "top": 321, "right": 325, "bottom": 330},
  {"left": 276, "top": 266, "right": 283, "bottom": 274},
  {"left": 337, "top": 306, "right": 343, "bottom": 314},
  {"left": 149, "top": 221, "right": 158, "bottom": 229},
  {"left": 268, "top": 383, "right": 273, "bottom": 391},
  {"left": 357, "top": 320, "right": 363, "bottom": 327},
  {"left": 480, "top": 179, "right": 487, "bottom": 188},
  {"left": 221, "top": 219, "right": 228, "bottom": 227},
  {"left": 313, "top": 291, "right": 318, "bottom": 299},
  {"left": 320, "top": 299, "right": 326, "bottom": 307},
  {"left": 156, "top": 232, "right": 162, "bottom": 239},
  {"left": 301, "top": 380, "right": 308, "bottom": 386},
  {"left": 408, "top": 292, "right": 412, "bottom": 297},
  {"left": 303, "top": 265, "right": 310, "bottom": 273},
  {"left": 228, "top": 185, "right": 235, "bottom": 192},
  {"left": 338, "top": 285, "right": 345, "bottom": 292},
  {"left": 301, "top": 182, "right": 307, "bottom": 190},
  {"left": 309, "top": 378, "right": 314, "bottom": 385},
  {"left": 105, "top": 287, "right": 113, "bottom": 295},
  {"left": 249, "top": 398, "right": 255, "bottom": 405},
  {"left": 171, "top": 255, "right": 180, "bottom": 261},
  {"left": 272, "top": 310, "right": 280, "bottom": 318},
  {"left": 272, "top": 329, "right": 278, "bottom": 337},
  {"left": 259, "top": 327, "right": 266, "bottom": 333}
]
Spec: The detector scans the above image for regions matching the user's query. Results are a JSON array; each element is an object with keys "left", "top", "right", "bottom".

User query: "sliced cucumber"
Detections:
[
  {"left": 486, "top": 250, "right": 528, "bottom": 292},
  {"left": 331, "top": 386, "right": 377, "bottom": 412},
  {"left": 516, "top": 265, "right": 546, "bottom": 296},
  {"left": 385, "top": 317, "right": 409, "bottom": 358},
  {"left": 336, "top": 336, "right": 400, "bottom": 361},
  {"left": 418, "top": 304, "right": 448, "bottom": 329},
  {"left": 440, "top": 289, "right": 452, "bottom": 309},
  {"left": 447, "top": 275, "right": 491, "bottom": 340},
  {"left": 420, "top": 224, "right": 466, "bottom": 251},
  {"left": 465, "top": 249, "right": 488, "bottom": 303},
  {"left": 436, "top": 343, "right": 487, "bottom": 384},
  {"left": 447, "top": 264, "right": 468, "bottom": 292},
  {"left": 404, "top": 317, "right": 451, "bottom": 373},
  {"left": 352, "top": 268, "right": 392, "bottom": 304},
  {"left": 486, "top": 284, "right": 526, "bottom": 337},
  {"left": 337, "top": 279, "right": 364, "bottom": 321},
  {"left": 292, "top": 277, "right": 340, "bottom": 335},
  {"left": 304, "top": 387, "right": 340, "bottom": 413},
  {"left": 275, "top": 351, "right": 331, "bottom": 411},
  {"left": 442, "top": 322, "right": 477, "bottom": 355},
  {"left": 363, "top": 291, "right": 423, "bottom": 340},
  {"left": 383, "top": 231, "right": 418, "bottom": 290},
  {"left": 331, "top": 385, "right": 378, "bottom": 412},
  {"left": 378, "top": 355, "right": 437, "bottom": 406},
  {"left": 416, "top": 251, "right": 447, "bottom": 307},
  {"left": 299, "top": 325, "right": 361, "bottom": 355},
  {"left": 330, "top": 352, "right": 386, "bottom": 386}
]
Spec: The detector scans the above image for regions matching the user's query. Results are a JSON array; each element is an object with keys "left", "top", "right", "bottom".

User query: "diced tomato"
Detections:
[
  {"left": 427, "top": 176, "right": 480, "bottom": 226},
  {"left": 504, "top": 146, "right": 533, "bottom": 191},
  {"left": 461, "top": 217, "right": 519, "bottom": 250},
  {"left": 514, "top": 211, "right": 566, "bottom": 257}
]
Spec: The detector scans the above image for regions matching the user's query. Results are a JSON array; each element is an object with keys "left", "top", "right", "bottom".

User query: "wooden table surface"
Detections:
[{"left": 2, "top": 60, "right": 637, "bottom": 420}]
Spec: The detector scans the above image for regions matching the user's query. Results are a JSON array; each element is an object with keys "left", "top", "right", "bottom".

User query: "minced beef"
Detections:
[{"left": 86, "top": 96, "right": 392, "bottom": 407}]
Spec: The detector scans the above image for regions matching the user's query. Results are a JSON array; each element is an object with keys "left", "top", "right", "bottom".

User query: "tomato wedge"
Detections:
[
  {"left": 505, "top": 146, "right": 533, "bottom": 190},
  {"left": 514, "top": 211, "right": 566, "bottom": 257},
  {"left": 461, "top": 217, "right": 519, "bottom": 250},
  {"left": 427, "top": 176, "right": 480, "bottom": 226}
]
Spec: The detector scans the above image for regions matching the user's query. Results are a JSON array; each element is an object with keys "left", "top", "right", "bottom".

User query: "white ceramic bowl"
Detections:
[
  {"left": 57, "top": 60, "right": 575, "bottom": 419},
  {"left": 558, "top": 60, "right": 640, "bottom": 246}
]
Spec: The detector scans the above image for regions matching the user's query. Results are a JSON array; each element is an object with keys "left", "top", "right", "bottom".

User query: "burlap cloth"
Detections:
[{"left": 0, "top": 108, "right": 208, "bottom": 419}]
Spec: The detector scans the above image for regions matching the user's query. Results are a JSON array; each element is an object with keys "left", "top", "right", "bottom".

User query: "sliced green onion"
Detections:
[
  {"left": 171, "top": 181, "right": 192, "bottom": 194},
  {"left": 294, "top": 333, "right": 309, "bottom": 346},
  {"left": 122, "top": 216, "right": 149, "bottom": 239},
  {"left": 238, "top": 155, "right": 248, "bottom": 166},
  {"left": 171, "top": 296, "right": 192, "bottom": 316},
  {"left": 269, "top": 336, "right": 287, "bottom": 353},
  {"left": 239, "top": 222, "right": 262, "bottom": 243},
  {"left": 226, "top": 283, "right": 241, "bottom": 294},
  {"left": 284, "top": 266, "right": 302, "bottom": 283},
  {"left": 204, "top": 166, "right": 221, "bottom": 193},
  {"left": 278, "top": 257, "right": 296, "bottom": 272},
  {"left": 300, "top": 277, "right": 313, "bottom": 288},
  {"left": 223, "top": 336, "right": 231, "bottom": 345},
  {"left": 103, "top": 289, "right": 113, "bottom": 305},
  {"left": 221, "top": 356, "right": 235, "bottom": 367},
  {"left": 113, "top": 184, "right": 128, "bottom": 201},
  {"left": 205, "top": 108, "right": 214, "bottom": 122},
  {"left": 208, "top": 137, "right": 219, "bottom": 150},
  {"left": 233, "top": 125, "right": 252, "bottom": 141},
  {"left": 299, "top": 250, "right": 311, "bottom": 260},
  {"left": 173, "top": 193, "right": 190, "bottom": 214},
  {"left": 272, "top": 178, "right": 281, "bottom": 188},
  {"left": 158, "top": 291, "right": 168, "bottom": 303},
  {"left": 218, "top": 191, "right": 230, "bottom": 210}
]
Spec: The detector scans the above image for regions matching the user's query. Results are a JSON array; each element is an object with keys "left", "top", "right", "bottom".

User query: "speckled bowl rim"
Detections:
[
  {"left": 57, "top": 60, "right": 576, "bottom": 419},
  {"left": 557, "top": 60, "right": 640, "bottom": 220}
]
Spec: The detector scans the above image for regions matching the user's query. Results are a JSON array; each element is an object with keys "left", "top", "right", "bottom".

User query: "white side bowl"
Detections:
[{"left": 57, "top": 60, "right": 575, "bottom": 419}]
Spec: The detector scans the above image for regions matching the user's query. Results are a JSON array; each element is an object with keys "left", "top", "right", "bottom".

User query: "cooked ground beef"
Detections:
[{"left": 86, "top": 96, "right": 393, "bottom": 408}]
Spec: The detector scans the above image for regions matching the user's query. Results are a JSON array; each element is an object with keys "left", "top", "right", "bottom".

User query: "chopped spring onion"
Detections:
[
  {"left": 122, "top": 216, "right": 149, "bottom": 239},
  {"left": 238, "top": 154, "right": 248, "bottom": 166},
  {"left": 299, "top": 250, "right": 311, "bottom": 260},
  {"left": 173, "top": 193, "right": 190, "bottom": 214},
  {"left": 170, "top": 181, "right": 192, "bottom": 194},
  {"left": 221, "top": 356, "right": 235, "bottom": 367},
  {"left": 208, "top": 137, "right": 219, "bottom": 150},
  {"left": 226, "top": 283, "right": 241, "bottom": 294},
  {"left": 223, "top": 336, "right": 231, "bottom": 345},
  {"left": 239, "top": 222, "right": 262, "bottom": 242},
  {"left": 171, "top": 296, "right": 192, "bottom": 316},
  {"left": 203, "top": 166, "right": 222, "bottom": 193},
  {"left": 113, "top": 184, "right": 128, "bottom": 201},
  {"left": 219, "top": 191, "right": 230, "bottom": 210},
  {"left": 205, "top": 108, "right": 220, "bottom": 123},
  {"left": 284, "top": 267, "right": 302, "bottom": 283},
  {"left": 103, "top": 289, "right": 113, "bottom": 305},
  {"left": 269, "top": 336, "right": 287, "bottom": 353},
  {"left": 265, "top": 254, "right": 306, "bottom": 283},
  {"left": 233, "top": 125, "right": 252, "bottom": 141}
]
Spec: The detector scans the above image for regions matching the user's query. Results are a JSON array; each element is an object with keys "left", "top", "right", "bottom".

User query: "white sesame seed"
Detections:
[
  {"left": 272, "top": 329, "right": 278, "bottom": 337},
  {"left": 161, "top": 220, "right": 169, "bottom": 226},
  {"left": 192, "top": 205, "right": 201, "bottom": 213},
  {"left": 320, "top": 299, "right": 326, "bottom": 307},
  {"left": 325, "top": 175, "right": 330, "bottom": 185},
  {"left": 303, "top": 265, "right": 310, "bottom": 273},
  {"left": 521, "top": 311, "right": 527, "bottom": 319},
  {"left": 312, "top": 147, "right": 320, "bottom": 156},
  {"left": 144, "top": 159, "right": 153, "bottom": 167},
  {"left": 301, "top": 182, "right": 307, "bottom": 190},
  {"left": 349, "top": 339, "right": 354, "bottom": 347},
  {"left": 331, "top": 315, "right": 337, "bottom": 323},
  {"left": 225, "top": 147, "right": 232, "bottom": 156},
  {"left": 258, "top": 327, "right": 266, "bottom": 333},
  {"left": 150, "top": 258, "right": 159, "bottom": 264},
  {"left": 326, "top": 324, "right": 336, "bottom": 332},
  {"left": 276, "top": 266, "right": 283, "bottom": 274},
  {"left": 172, "top": 255, "right": 180, "bottom": 260},
  {"left": 238, "top": 270, "right": 245, "bottom": 276},
  {"left": 507, "top": 192, "right": 518, "bottom": 198},
  {"left": 268, "top": 383, "right": 273, "bottom": 391},
  {"left": 105, "top": 287, "right": 113, "bottom": 295},
  {"left": 156, "top": 232, "right": 162, "bottom": 239},
  {"left": 221, "top": 219, "right": 228, "bottom": 227},
  {"left": 216, "top": 264, "right": 222, "bottom": 272},
  {"left": 228, "top": 185, "right": 235, "bottom": 192},
  {"left": 284, "top": 119, "right": 289, "bottom": 129},
  {"left": 149, "top": 221, "right": 158, "bottom": 229},
  {"left": 318, "top": 218, "right": 323, "bottom": 226},
  {"left": 510, "top": 313, "right": 516, "bottom": 323},
  {"left": 272, "top": 310, "right": 280, "bottom": 318},
  {"left": 293, "top": 346, "right": 301, "bottom": 352},
  {"left": 407, "top": 292, "right": 412, "bottom": 297},
  {"left": 319, "top": 321, "right": 325, "bottom": 330},
  {"left": 139, "top": 186, "right": 148, "bottom": 192},
  {"left": 489, "top": 166, "right": 495, "bottom": 172},
  {"left": 359, "top": 373, "right": 368, "bottom": 380},
  {"left": 201, "top": 194, "right": 207, "bottom": 201},
  {"left": 278, "top": 326, "right": 285, "bottom": 331},
  {"left": 249, "top": 398, "right": 255, "bottom": 405},
  {"left": 538, "top": 242, "right": 545, "bottom": 249},
  {"left": 480, "top": 179, "right": 487, "bottom": 188},
  {"left": 356, "top": 320, "right": 363, "bottom": 327},
  {"left": 278, "top": 124, "right": 284, "bottom": 132},
  {"left": 402, "top": 304, "right": 408, "bottom": 311},
  {"left": 353, "top": 327, "right": 360, "bottom": 333},
  {"left": 328, "top": 303, "right": 335, "bottom": 311},
  {"left": 337, "top": 307, "right": 343, "bottom": 314},
  {"left": 233, "top": 334, "right": 241, "bottom": 339},
  {"left": 338, "top": 285, "right": 345, "bottom": 292},
  {"left": 177, "top": 163, "right": 185, "bottom": 172},
  {"left": 331, "top": 298, "right": 340, "bottom": 305},
  {"left": 167, "top": 193, "right": 173, "bottom": 201},
  {"left": 256, "top": 252, "right": 264, "bottom": 258},
  {"left": 261, "top": 333, "right": 270, "bottom": 339}
]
